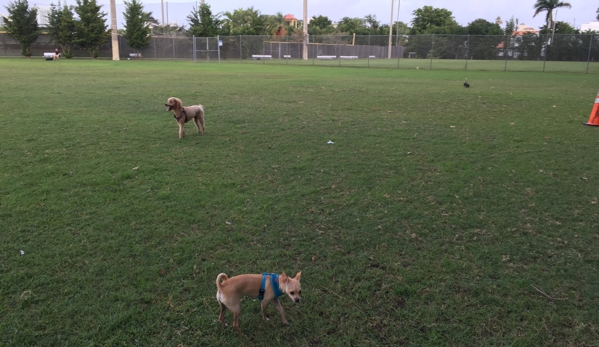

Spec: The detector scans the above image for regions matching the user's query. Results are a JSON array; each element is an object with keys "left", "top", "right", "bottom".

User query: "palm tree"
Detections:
[{"left": 532, "top": 0, "right": 572, "bottom": 29}]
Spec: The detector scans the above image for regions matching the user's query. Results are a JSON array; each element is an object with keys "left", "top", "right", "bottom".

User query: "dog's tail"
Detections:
[{"left": 216, "top": 273, "right": 228, "bottom": 292}]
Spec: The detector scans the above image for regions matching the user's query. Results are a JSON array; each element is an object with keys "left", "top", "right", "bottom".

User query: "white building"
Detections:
[
  {"left": 581, "top": 21, "right": 599, "bottom": 32},
  {"left": 0, "top": 13, "right": 6, "bottom": 27},
  {"left": 35, "top": 6, "right": 51, "bottom": 27}
]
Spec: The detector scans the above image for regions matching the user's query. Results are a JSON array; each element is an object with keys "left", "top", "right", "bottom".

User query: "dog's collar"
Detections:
[
  {"left": 258, "top": 273, "right": 283, "bottom": 301},
  {"left": 174, "top": 109, "right": 187, "bottom": 122}
]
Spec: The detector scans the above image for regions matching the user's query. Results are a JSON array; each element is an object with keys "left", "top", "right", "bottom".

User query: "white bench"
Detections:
[
  {"left": 252, "top": 55, "right": 272, "bottom": 59},
  {"left": 339, "top": 56, "right": 358, "bottom": 60},
  {"left": 317, "top": 55, "right": 337, "bottom": 60},
  {"left": 369, "top": 55, "right": 376, "bottom": 59},
  {"left": 44, "top": 52, "right": 55, "bottom": 60},
  {"left": 129, "top": 53, "right": 142, "bottom": 58},
  {"left": 283, "top": 55, "right": 292, "bottom": 59}
]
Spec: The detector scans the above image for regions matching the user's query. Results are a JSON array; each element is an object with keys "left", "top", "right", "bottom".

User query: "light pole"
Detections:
[
  {"left": 387, "top": 0, "right": 393, "bottom": 59},
  {"left": 110, "top": 0, "right": 119, "bottom": 60},
  {"left": 303, "top": 0, "right": 308, "bottom": 60}
]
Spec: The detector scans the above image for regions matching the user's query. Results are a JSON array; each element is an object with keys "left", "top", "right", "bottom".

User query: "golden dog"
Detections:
[
  {"left": 165, "top": 97, "right": 205, "bottom": 139},
  {"left": 216, "top": 271, "right": 302, "bottom": 334}
]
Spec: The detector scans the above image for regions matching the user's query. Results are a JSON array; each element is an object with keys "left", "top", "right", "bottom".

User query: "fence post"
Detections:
[
  {"left": 217, "top": 35, "right": 221, "bottom": 63},
  {"left": 430, "top": 34, "right": 434, "bottom": 70},
  {"left": 240, "top": 36, "right": 242, "bottom": 62},
  {"left": 587, "top": 33, "right": 593, "bottom": 74},
  {"left": 193, "top": 35, "right": 195, "bottom": 62},
  {"left": 397, "top": 36, "right": 401, "bottom": 69},
  {"left": 504, "top": 34, "right": 508, "bottom": 72},
  {"left": 464, "top": 34, "right": 469, "bottom": 71},
  {"left": 542, "top": 35, "right": 548, "bottom": 72}
]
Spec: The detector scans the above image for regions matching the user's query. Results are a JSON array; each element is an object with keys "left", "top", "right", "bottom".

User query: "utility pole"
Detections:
[
  {"left": 388, "top": 0, "right": 393, "bottom": 59},
  {"left": 303, "top": 0, "right": 308, "bottom": 60},
  {"left": 161, "top": 0, "right": 165, "bottom": 26},
  {"left": 110, "top": 0, "right": 119, "bottom": 60}
]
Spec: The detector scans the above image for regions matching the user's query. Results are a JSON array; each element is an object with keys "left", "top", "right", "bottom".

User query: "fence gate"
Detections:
[{"left": 193, "top": 36, "right": 221, "bottom": 63}]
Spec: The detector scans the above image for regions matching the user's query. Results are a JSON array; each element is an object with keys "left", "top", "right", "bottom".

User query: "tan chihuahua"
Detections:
[{"left": 215, "top": 271, "right": 302, "bottom": 334}]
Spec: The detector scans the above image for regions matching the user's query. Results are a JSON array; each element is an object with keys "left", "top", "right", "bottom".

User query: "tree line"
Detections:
[{"left": 2, "top": 0, "right": 595, "bottom": 59}]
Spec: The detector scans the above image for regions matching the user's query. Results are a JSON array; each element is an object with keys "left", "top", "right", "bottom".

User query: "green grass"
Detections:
[
  {"left": 219, "top": 57, "right": 599, "bottom": 74},
  {"left": 1, "top": 58, "right": 598, "bottom": 346}
]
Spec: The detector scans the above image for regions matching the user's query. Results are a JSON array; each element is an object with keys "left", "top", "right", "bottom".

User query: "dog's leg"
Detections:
[
  {"left": 218, "top": 302, "right": 227, "bottom": 327},
  {"left": 273, "top": 298, "right": 289, "bottom": 325},
  {"left": 232, "top": 307, "right": 242, "bottom": 335},
  {"left": 198, "top": 114, "right": 205, "bottom": 135},
  {"left": 178, "top": 122, "right": 185, "bottom": 139},
  {"left": 193, "top": 117, "right": 202, "bottom": 135},
  {"left": 260, "top": 299, "right": 271, "bottom": 321}
]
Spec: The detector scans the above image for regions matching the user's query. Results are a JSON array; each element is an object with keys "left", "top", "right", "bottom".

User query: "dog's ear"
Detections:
[
  {"left": 294, "top": 271, "right": 301, "bottom": 281},
  {"left": 279, "top": 272, "right": 288, "bottom": 283},
  {"left": 174, "top": 98, "right": 182, "bottom": 108}
]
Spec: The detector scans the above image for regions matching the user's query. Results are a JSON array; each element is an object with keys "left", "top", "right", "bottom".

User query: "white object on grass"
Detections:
[{"left": 327, "top": 140, "right": 334, "bottom": 144}]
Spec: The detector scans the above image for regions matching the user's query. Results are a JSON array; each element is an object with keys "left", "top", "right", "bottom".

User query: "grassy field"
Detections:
[
  {"left": 0, "top": 58, "right": 598, "bottom": 346},
  {"left": 214, "top": 57, "right": 599, "bottom": 74}
]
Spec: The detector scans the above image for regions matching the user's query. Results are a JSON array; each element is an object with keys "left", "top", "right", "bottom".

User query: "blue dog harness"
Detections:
[{"left": 258, "top": 273, "right": 284, "bottom": 301}]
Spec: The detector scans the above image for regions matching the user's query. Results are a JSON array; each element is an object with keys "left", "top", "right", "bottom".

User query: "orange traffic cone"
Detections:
[{"left": 583, "top": 91, "right": 599, "bottom": 126}]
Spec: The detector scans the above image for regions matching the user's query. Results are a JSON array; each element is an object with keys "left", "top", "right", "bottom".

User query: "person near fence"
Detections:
[{"left": 53, "top": 48, "right": 61, "bottom": 60}]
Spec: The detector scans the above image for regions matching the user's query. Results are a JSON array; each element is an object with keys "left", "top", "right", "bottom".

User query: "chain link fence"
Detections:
[{"left": 1, "top": 33, "right": 597, "bottom": 73}]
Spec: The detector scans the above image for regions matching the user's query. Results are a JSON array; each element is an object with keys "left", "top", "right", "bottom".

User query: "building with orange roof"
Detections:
[
  {"left": 284, "top": 14, "right": 298, "bottom": 28},
  {"left": 512, "top": 23, "right": 539, "bottom": 36}
]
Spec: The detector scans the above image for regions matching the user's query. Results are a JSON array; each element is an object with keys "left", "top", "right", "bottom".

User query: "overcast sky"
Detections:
[{"left": 2, "top": 0, "right": 596, "bottom": 30}]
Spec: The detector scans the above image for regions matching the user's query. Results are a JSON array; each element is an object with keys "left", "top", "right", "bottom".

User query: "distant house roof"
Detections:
[
  {"left": 284, "top": 14, "right": 297, "bottom": 21},
  {"left": 512, "top": 23, "right": 538, "bottom": 35},
  {"left": 581, "top": 21, "right": 599, "bottom": 32}
]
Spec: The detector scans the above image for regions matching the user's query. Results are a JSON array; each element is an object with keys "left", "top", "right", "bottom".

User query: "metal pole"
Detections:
[
  {"left": 217, "top": 35, "right": 221, "bottom": 63},
  {"left": 240, "top": 36, "right": 242, "bottom": 62},
  {"left": 465, "top": 34, "right": 469, "bottom": 70},
  {"left": 388, "top": 0, "right": 393, "bottom": 59},
  {"left": 206, "top": 36, "right": 209, "bottom": 62},
  {"left": 542, "top": 34, "right": 548, "bottom": 72},
  {"left": 193, "top": 35, "right": 195, "bottom": 62},
  {"left": 430, "top": 34, "right": 434, "bottom": 70},
  {"left": 110, "top": 0, "right": 119, "bottom": 60},
  {"left": 161, "top": 0, "right": 164, "bottom": 26},
  {"left": 395, "top": 0, "right": 401, "bottom": 46},
  {"left": 586, "top": 33, "right": 593, "bottom": 74},
  {"left": 504, "top": 35, "right": 508, "bottom": 72},
  {"left": 303, "top": 0, "right": 308, "bottom": 60}
]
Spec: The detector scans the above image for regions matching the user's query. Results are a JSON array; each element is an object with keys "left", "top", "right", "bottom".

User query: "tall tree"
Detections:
[
  {"left": 336, "top": 17, "right": 367, "bottom": 34},
  {"left": 123, "top": 0, "right": 151, "bottom": 58},
  {"left": 466, "top": 19, "right": 504, "bottom": 35},
  {"left": 532, "top": 0, "right": 572, "bottom": 29},
  {"left": 503, "top": 16, "right": 517, "bottom": 36},
  {"left": 363, "top": 14, "right": 379, "bottom": 31},
  {"left": 74, "top": 0, "right": 110, "bottom": 58},
  {"left": 308, "top": 15, "right": 335, "bottom": 35},
  {"left": 187, "top": 3, "right": 220, "bottom": 37},
  {"left": 4, "top": 0, "right": 38, "bottom": 57},
  {"left": 410, "top": 6, "right": 461, "bottom": 34},
  {"left": 221, "top": 7, "right": 259, "bottom": 35},
  {"left": 47, "top": 3, "right": 76, "bottom": 58}
]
